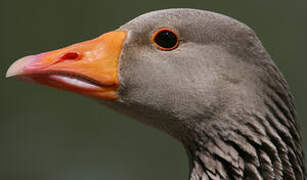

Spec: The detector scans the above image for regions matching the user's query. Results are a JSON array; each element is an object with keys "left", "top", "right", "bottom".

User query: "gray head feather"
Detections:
[{"left": 104, "top": 9, "right": 304, "bottom": 180}]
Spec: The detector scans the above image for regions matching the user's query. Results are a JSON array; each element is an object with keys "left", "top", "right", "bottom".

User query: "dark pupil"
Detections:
[{"left": 154, "top": 30, "right": 177, "bottom": 49}]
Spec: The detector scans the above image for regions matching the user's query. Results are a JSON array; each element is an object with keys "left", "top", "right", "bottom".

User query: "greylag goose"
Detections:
[{"left": 6, "top": 8, "right": 305, "bottom": 180}]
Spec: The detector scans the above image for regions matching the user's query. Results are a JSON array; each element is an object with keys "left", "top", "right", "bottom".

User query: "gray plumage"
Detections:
[{"left": 102, "top": 9, "right": 305, "bottom": 180}]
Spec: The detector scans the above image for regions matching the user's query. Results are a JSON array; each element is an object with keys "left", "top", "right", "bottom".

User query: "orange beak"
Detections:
[{"left": 6, "top": 31, "right": 127, "bottom": 100}]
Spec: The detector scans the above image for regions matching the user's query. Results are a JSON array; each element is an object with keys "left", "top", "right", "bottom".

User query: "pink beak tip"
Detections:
[{"left": 6, "top": 54, "right": 42, "bottom": 78}]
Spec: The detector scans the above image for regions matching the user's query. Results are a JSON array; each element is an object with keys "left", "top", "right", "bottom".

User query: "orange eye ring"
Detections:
[{"left": 152, "top": 28, "right": 179, "bottom": 51}]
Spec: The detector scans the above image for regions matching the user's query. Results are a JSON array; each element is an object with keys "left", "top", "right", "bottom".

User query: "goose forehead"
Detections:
[
  {"left": 118, "top": 8, "right": 257, "bottom": 50},
  {"left": 120, "top": 8, "right": 245, "bottom": 32}
]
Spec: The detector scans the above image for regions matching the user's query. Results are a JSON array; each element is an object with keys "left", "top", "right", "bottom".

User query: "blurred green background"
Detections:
[{"left": 0, "top": 1, "right": 306, "bottom": 180}]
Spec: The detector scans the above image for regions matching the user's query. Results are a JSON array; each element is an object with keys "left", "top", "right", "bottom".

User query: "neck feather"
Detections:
[
  {"left": 187, "top": 110, "right": 304, "bottom": 180},
  {"left": 185, "top": 62, "right": 305, "bottom": 180}
]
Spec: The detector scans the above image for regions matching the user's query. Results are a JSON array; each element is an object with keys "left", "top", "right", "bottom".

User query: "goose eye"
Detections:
[{"left": 152, "top": 28, "right": 179, "bottom": 51}]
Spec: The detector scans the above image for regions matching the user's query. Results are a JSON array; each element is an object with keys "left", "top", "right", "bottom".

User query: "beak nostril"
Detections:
[{"left": 59, "top": 52, "right": 81, "bottom": 61}]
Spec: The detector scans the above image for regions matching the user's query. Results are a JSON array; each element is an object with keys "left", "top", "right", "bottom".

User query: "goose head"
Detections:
[{"left": 6, "top": 9, "right": 304, "bottom": 180}]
